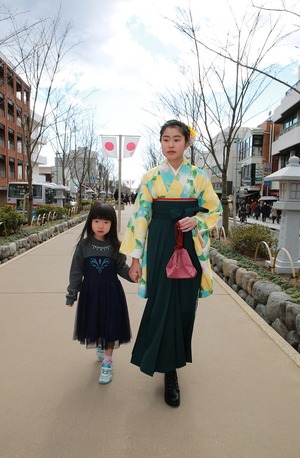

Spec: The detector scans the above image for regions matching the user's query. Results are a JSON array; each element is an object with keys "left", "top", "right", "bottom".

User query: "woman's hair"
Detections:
[
  {"left": 78, "top": 201, "right": 120, "bottom": 256},
  {"left": 159, "top": 119, "right": 190, "bottom": 142}
]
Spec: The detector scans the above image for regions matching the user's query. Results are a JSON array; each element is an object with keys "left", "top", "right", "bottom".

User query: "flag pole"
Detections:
[{"left": 117, "top": 134, "right": 122, "bottom": 232}]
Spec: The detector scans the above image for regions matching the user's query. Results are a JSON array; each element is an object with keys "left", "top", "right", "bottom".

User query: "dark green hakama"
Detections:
[{"left": 131, "top": 200, "right": 202, "bottom": 376}]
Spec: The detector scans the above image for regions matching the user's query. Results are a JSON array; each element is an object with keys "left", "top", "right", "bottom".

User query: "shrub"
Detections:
[
  {"left": 34, "top": 204, "right": 68, "bottom": 219},
  {"left": 34, "top": 204, "right": 55, "bottom": 216},
  {"left": 0, "top": 206, "right": 27, "bottom": 235},
  {"left": 228, "top": 224, "right": 277, "bottom": 257},
  {"left": 211, "top": 238, "right": 300, "bottom": 304}
]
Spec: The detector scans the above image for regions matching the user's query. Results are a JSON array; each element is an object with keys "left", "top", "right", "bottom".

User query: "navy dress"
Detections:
[{"left": 66, "top": 237, "right": 132, "bottom": 349}]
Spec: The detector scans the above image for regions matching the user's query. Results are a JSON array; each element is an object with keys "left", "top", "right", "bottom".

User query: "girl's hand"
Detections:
[
  {"left": 67, "top": 303, "right": 74, "bottom": 307},
  {"left": 178, "top": 216, "right": 197, "bottom": 232}
]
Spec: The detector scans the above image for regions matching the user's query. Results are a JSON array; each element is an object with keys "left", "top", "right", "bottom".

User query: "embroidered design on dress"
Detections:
[
  {"left": 90, "top": 257, "right": 110, "bottom": 273},
  {"left": 92, "top": 244, "right": 111, "bottom": 251}
]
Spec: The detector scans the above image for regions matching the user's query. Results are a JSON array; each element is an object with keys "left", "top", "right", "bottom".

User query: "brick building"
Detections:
[{"left": 0, "top": 53, "right": 31, "bottom": 205}]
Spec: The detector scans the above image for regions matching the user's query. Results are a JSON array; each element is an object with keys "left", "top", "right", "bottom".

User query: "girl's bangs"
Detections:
[{"left": 91, "top": 204, "right": 114, "bottom": 221}]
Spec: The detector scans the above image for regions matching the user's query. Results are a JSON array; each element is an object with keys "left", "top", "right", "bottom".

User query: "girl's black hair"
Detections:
[
  {"left": 78, "top": 202, "right": 120, "bottom": 257},
  {"left": 159, "top": 119, "right": 190, "bottom": 142}
]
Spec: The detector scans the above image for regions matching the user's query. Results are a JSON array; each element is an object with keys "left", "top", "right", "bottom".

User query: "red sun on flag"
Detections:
[
  {"left": 123, "top": 136, "right": 140, "bottom": 158},
  {"left": 104, "top": 142, "right": 115, "bottom": 151},
  {"left": 126, "top": 142, "right": 136, "bottom": 152}
]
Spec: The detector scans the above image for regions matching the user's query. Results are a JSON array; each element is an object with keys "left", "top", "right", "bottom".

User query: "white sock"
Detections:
[{"left": 103, "top": 354, "right": 112, "bottom": 364}]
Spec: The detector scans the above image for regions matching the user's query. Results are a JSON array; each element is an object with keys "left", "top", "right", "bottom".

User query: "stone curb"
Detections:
[
  {"left": 0, "top": 215, "right": 86, "bottom": 264},
  {"left": 210, "top": 247, "right": 300, "bottom": 356}
]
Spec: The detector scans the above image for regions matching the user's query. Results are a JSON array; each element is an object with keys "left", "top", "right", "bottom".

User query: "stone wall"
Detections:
[
  {"left": 210, "top": 248, "right": 300, "bottom": 354},
  {"left": 0, "top": 215, "right": 86, "bottom": 264}
]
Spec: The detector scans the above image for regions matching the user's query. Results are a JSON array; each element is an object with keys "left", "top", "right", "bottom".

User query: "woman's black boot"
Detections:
[{"left": 164, "top": 369, "right": 180, "bottom": 407}]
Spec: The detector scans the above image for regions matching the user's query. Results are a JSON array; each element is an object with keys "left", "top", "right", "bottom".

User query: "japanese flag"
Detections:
[
  {"left": 101, "top": 136, "right": 118, "bottom": 158},
  {"left": 123, "top": 136, "right": 140, "bottom": 158}
]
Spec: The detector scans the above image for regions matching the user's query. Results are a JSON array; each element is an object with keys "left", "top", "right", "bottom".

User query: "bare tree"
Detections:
[
  {"left": 160, "top": 6, "right": 294, "bottom": 233},
  {"left": 97, "top": 156, "right": 115, "bottom": 195},
  {"left": 0, "top": 5, "right": 41, "bottom": 47},
  {"left": 140, "top": 125, "right": 163, "bottom": 171},
  {"left": 3, "top": 9, "right": 74, "bottom": 221},
  {"left": 176, "top": 4, "right": 299, "bottom": 96},
  {"left": 68, "top": 116, "right": 100, "bottom": 206}
]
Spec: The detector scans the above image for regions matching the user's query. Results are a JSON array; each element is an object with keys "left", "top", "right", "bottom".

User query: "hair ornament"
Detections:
[{"left": 187, "top": 125, "right": 196, "bottom": 143}]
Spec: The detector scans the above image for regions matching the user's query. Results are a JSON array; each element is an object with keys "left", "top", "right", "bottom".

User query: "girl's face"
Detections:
[
  {"left": 92, "top": 218, "right": 112, "bottom": 241},
  {"left": 161, "top": 126, "right": 189, "bottom": 169}
]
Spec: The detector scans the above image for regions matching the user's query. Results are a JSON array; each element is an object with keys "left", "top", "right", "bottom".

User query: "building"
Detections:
[
  {"left": 208, "top": 120, "right": 280, "bottom": 204},
  {"left": 0, "top": 53, "right": 47, "bottom": 205},
  {"left": 0, "top": 53, "right": 31, "bottom": 204},
  {"left": 270, "top": 68, "right": 300, "bottom": 195},
  {"left": 238, "top": 120, "right": 280, "bottom": 199}
]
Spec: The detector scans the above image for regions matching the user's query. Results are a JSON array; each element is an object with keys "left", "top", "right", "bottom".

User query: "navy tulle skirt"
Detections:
[{"left": 73, "top": 256, "right": 131, "bottom": 349}]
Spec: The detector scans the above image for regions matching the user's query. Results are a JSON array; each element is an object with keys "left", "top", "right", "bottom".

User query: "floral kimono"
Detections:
[{"left": 120, "top": 158, "right": 222, "bottom": 299}]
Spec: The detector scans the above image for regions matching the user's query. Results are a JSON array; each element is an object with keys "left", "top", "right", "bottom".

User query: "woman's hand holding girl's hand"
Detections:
[
  {"left": 178, "top": 217, "right": 197, "bottom": 232},
  {"left": 129, "top": 271, "right": 139, "bottom": 283},
  {"left": 129, "top": 258, "right": 142, "bottom": 282}
]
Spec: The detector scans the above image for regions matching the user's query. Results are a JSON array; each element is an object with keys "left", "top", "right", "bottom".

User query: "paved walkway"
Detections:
[{"left": 1, "top": 205, "right": 300, "bottom": 458}]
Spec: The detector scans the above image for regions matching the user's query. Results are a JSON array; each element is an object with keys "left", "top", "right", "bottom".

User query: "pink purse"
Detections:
[{"left": 166, "top": 222, "right": 197, "bottom": 279}]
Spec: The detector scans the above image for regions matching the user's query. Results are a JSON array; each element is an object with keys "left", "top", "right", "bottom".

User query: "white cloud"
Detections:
[{"left": 3, "top": 0, "right": 300, "bottom": 180}]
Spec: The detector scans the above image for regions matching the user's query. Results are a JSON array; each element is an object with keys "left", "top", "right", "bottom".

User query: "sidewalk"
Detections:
[{"left": 1, "top": 205, "right": 300, "bottom": 458}]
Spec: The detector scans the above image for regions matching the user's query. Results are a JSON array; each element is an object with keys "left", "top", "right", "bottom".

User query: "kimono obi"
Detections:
[
  {"left": 153, "top": 198, "right": 197, "bottom": 202},
  {"left": 152, "top": 199, "right": 200, "bottom": 221}
]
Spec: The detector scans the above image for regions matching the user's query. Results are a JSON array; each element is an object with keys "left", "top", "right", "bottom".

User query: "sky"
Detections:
[{"left": 2, "top": 0, "right": 300, "bottom": 185}]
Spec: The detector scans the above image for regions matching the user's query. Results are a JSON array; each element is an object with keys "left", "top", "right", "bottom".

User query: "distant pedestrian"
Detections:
[
  {"left": 271, "top": 206, "right": 278, "bottom": 224},
  {"left": 261, "top": 202, "right": 269, "bottom": 222},
  {"left": 66, "top": 202, "right": 138, "bottom": 384},
  {"left": 250, "top": 201, "right": 257, "bottom": 217},
  {"left": 254, "top": 204, "right": 261, "bottom": 220}
]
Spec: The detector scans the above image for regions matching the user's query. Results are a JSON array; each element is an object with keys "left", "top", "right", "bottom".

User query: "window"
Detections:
[
  {"left": 7, "top": 70, "right": 14, "bottom": 93},
  {"left": 8, "top": 183, "right": 28, "bottom": 197},
  {"left": 9, "top": 157, "right": 15, "bottom": 178},
  {"left": 18, "top": 160, "right": 22, "bottom": 179},
  {"left": 7, "top": 99, "right": 14, "bottom": 122},
  {"left": 24, "top": 112, "right": 30, "bottom": 131},
  {"left": 0, "top": 123, "right": 5, "bottom": 148},
  {"left": 280, "top": 182, "right": 287, "bottom": 200},
  {"left": 282, "top": 113, "right": 298, "bottom": 131},
  {"left": 24, "top": 89, "right": 30, "bottom": 104},
  {"left": 0, "top": 154, "right": 5, "bottom": 177},
  {"left": 252, "top": 146, "right": 262, "bottom": 157},
  {"left": 290, "top": 183, "right": 300, "bottom": 200},
  {"left": 16, "top": 106, "right": 22, "bottom": 127},
  {"left": 17, "top": 133, "right": 22, "bottom": 153},
  {"left": 253, "top": 135, "right": 263, "bottom": 146},
  {"left": 0, "top": 92, "right": 4, "bottom": 117},
  {"left": 8, "top": 128, "right": 14, "bottom": 150},
  {"left": 0, "top": 62, "right": 4, "bottom": 86},
  {"left": 16, "top": 80, "right": 22, "bottom": 100},
  {"left": 33, "top": 184, "right": 43, "bottom": 199}
]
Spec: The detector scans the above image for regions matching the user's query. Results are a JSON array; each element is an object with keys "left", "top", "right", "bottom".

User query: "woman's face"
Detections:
[{"left": 160, "top": 126, "right": 189, "bottom": 169}]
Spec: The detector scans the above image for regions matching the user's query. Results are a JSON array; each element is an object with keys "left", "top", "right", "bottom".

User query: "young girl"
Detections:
[
  {"left": 120, "top": 120, "right": 222, "bottom": 407},
  {"left": 66, "top": 202, "right": 137, "bottom": 384}
]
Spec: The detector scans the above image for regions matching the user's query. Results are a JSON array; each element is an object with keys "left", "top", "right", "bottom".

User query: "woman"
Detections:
[{"left": 120, "top": 120, "right": 222, "bottom": 407}]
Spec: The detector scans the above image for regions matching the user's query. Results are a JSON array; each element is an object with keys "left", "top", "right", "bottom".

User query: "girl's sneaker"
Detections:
[
  {"left": 99, "top": 362, "right": 113, "bottom": 384},
  {"left": 96, "top": 346, "right": 104, "bottom": 362}
]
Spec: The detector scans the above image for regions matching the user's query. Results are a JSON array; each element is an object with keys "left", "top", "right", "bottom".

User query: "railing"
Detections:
[
  {"left": 254, "top": 241, "right": 299, "bottom": 287},
  {"left": 211, "top": 226, "right": 227, "bottom": 241},
  {"left": 0, "top": 221, "right": 7, "bottom": 237}
]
